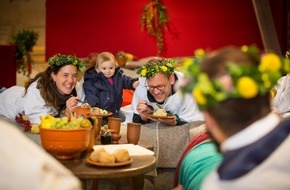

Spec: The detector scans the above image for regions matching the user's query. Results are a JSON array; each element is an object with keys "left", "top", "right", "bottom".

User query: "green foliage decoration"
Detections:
[{"left": 12, "top": 29, "right": 39, "bottom": 76}]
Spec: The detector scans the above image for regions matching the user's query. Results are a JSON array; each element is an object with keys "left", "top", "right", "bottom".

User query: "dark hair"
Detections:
[
  {"left": 201, "top": 46, "right": 271, "bottom": 136},
  {"left": 24, "top": 63, "right": 74, "bottom": 110}
]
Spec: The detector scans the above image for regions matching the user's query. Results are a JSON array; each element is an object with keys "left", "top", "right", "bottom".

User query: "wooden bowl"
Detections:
[{"left": 39, "top": 126, "right": 92, "bottom": 160}]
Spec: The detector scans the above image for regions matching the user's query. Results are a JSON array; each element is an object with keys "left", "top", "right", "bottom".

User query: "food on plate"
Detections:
[
  {"left": 153, "top": 108, "right": 167, "bottom": 116},
  {"left": 80, "top": 103, "right": 91, "bottom": 108},
  {"left": 89, "top": 148, "right": 131, "bottom": 164},
  {"left": 89, "top": 148, "right": 106, "bottom": 162},
  {"left": 30, "top": 124, "right": 40, "bottom": 134},
  {"left": 90, "top": 107, "right": 108, "bottom": 115},
  {"left": 98, "top": 151, "right": 115, "bottom": 164},
  {"left": 113, "top": 149, "right": 130, "bottom": 163}
]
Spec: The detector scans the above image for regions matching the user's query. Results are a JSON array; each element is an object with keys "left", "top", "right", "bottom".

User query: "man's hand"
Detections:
[{"left": 136, "top": 100, "right": 153, "bottom": 122}]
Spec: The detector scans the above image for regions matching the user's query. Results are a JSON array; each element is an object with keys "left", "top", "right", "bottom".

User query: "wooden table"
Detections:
[
  {"left": 1, "top": 114, "right": 156, "bottom": 190},
  {"left": 61, "top": 137, "right": 156, "bottom": 190}
]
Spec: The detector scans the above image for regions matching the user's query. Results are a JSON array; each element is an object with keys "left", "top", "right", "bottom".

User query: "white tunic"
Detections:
[
  {"left": 272, "top": 75, "right": 290, "bottom": 117},
  {"left": 0, "top": 81, "right": 84, "bottom": 124},
  {"left": 201, "top": 113, "right": 290, "bottom": 190},
  {"left": 132, "top": 71, "right": 204, "bottom": 122},
  {"left": 0, "top": 118, "right": 82, "bottom": 190}
]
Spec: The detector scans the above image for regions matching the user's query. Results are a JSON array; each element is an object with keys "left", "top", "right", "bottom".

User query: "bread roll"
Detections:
[
  {"left": 89, "top": 148, "right": 105, "bottom": 162},
  {"left": 153, "top": 108, "right": 167, "bottom": 116},
  {"left": 98, "top": 151, "right": 115, "bottom": 163},
  {"left": 113, "top": 149, "right": 130, "bottom": 163}
]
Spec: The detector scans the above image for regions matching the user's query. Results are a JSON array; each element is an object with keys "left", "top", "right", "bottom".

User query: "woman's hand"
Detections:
[{"left": 66, "top": 96, "right": 79, "bottom": 112}]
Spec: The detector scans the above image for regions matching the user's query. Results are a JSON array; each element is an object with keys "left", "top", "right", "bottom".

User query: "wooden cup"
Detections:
[
  {"left": 75, "top": 106, "right": 90, "bottom": 118},
  {"left": 86, "top": 126, "right": 95, "bottom": 152},
  {"left": 108, "top": 117, "right": 121, "bottom": 135},
  {"left": 127, "top": 123, "right": 141, "bottom": 145}
]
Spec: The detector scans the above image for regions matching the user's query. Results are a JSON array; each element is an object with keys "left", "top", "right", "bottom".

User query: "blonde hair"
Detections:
[{"left": 95, "top": 52, "right": 118, "bottom": 68}]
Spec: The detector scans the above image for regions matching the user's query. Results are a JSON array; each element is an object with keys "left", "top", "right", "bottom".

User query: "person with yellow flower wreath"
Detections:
[
  {"left": 133, "top": 58, "right": 204, "bottom": 126},
  {"left": 180, "top": 45, "right": 290, "bottom": 189}
]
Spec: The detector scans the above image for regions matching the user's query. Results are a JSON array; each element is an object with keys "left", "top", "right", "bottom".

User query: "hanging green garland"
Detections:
[{"left": 141, "top": 0, "right": 169, "bottom": 56}]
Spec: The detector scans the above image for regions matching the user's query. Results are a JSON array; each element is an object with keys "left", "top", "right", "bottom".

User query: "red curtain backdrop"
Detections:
[{"left": 46, "top": 0, "right": 286, "bottom": 60}]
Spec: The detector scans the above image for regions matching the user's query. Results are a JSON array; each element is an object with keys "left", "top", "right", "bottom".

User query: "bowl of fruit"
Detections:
[{"left": 39, "top": 114, "right": 93, "bottom": 160}]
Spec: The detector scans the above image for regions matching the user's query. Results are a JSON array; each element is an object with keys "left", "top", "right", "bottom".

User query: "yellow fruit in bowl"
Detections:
[
  {"left": 31, "top": 124, "right": 40, "bottom": 134},
  {"left": 40, "top": 114, "right": 92, "bottom": 129},
  {"left": 40, "top": 115, "right": 55, "bottom": 129}
]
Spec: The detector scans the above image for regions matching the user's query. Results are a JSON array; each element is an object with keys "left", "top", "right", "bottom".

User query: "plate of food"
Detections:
[
  {"left": 86, "top": 156, "right": 133, "bottom": 167},
  {"left": 147, "top": 108, "right": 175, "bottom": 120},
  {"left": 90, "top": 107, "right": 113, "bottom": 117},
  {"left": 147, "top": 114, "right": 175, "bottom": 120},
  {"left": 86, "top": 148, "right": 133, "bottom": 167}
]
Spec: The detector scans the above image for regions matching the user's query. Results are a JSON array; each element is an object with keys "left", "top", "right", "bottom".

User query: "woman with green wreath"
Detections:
[{"left": 0, "top": 54, "right": 86, "bottom": 124}]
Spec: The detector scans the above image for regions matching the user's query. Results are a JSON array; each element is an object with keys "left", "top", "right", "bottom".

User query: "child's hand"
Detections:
[{"left": 133, "top": 80, "right": 139, "bottom": 89}]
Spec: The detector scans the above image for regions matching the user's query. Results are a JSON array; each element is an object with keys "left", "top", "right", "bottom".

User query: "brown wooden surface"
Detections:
[
  {"left": 60, "top": 136, "right": 156, "bottom": 190},
  {"left": 61, "top": 153, "right": 156, "bottom": 180},
  {"left": 61, "top": 138, "right": 156, "bottom": 189}
]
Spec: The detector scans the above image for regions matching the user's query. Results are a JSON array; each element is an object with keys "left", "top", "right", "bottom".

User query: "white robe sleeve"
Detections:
[
  {"left": 76, "top": 77, "right": 85, "bottom": 102},
  {"left": 21, "top": 82, "right": 55, "bottom": 124},
  {"left": 0, "top": 86, "right": 25, "bottom": 120},
  {"left": 272, "top": 75, "right": 290, "bottom": 116},
  {"left": 131, "top": 77, "right": 148, "bottom": 114}
]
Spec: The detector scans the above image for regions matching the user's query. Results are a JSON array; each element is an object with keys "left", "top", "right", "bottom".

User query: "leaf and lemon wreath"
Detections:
[{"left": 180, "top": 45, "right": 290, "bottom": 110}]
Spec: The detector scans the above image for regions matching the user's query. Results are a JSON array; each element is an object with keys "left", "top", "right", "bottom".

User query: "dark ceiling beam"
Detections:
[{"left": 252, "top": 0, "right": 282, "bottom": 55}]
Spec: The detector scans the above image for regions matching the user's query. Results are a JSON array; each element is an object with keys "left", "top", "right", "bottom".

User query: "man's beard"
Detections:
[{"left": 206, "top": 130, "right": 222, "bottom": 153}]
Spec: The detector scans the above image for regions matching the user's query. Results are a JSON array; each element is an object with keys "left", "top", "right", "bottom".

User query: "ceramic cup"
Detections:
[
  {"left": 75, "top": 106, "right": 90, "bottom": 118},
  {"left": 89, "top": 115, "right": 102, "bottom": 138},
  {"left": 127, "top": 122, "right": 141, "bottom": 145},
  {"left": 108, "top": 117, "right": 121, "bottom": 134},
  {"left": 95, "top": 116, "right": 103, "bottom": 137},
  {"left": 86, "top": 126, "right": 95, "bottom": 152}
]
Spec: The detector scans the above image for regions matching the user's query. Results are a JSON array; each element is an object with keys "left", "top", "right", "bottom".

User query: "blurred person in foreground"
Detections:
[
  {"left": 180, "top": 45, "right": 290, "bottom": 189},
  {"left": 0, "top": 117, "right": 82, "bottom": 190},
  {"left": 174, "top": 130, "right": 222, "bottom": 190}
]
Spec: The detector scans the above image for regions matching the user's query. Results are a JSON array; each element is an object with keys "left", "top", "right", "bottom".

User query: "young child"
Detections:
[{"left": 83, "top": 52, "right": 139, "bottom": 122}]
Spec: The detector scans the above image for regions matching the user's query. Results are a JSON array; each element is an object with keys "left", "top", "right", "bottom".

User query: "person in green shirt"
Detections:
[{"left": 174, "top": 132, "right": 222, "bottom": 190}]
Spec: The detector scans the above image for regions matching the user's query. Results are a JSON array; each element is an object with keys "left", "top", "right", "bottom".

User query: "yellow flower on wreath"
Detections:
[
  {"left": 193, "top": 87, "right": 207, "bottom": 105},
  {"left": 161, "top": 65, "right": 168, "bottom": 72},
  {"left": 194, "top": 48, "right": 205, "bottom": 59},
  {"left": 182, "top": 58, "right": 193, "bottom": 69},
  {"left": 259, "top": 53, "right": 281, "bottom": 72},
  {"left": 237, "top": 76, "right": 259, "bottom": 98},
  {"left": 140, "top": 69, "right": 147, "bottom": 77}
]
